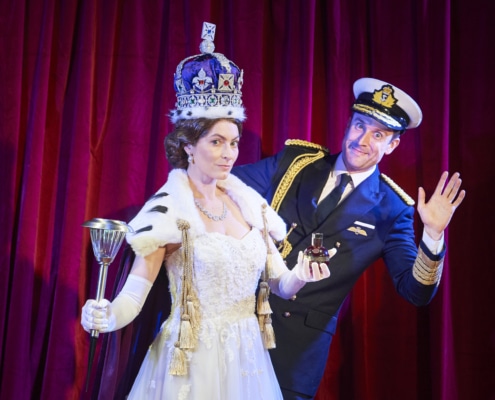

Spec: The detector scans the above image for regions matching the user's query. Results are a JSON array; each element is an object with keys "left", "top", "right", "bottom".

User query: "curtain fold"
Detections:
[{"left": 1, "top": 1, "right": 493, "bottom": 399}]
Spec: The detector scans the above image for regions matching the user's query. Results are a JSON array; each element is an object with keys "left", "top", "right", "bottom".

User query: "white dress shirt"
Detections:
[{"left": 318, "top": 154, "right": 444, "bottom": 254}]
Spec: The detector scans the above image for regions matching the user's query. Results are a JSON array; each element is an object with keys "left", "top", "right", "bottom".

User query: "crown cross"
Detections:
[
  {"left": 202, "top": 22, "right": 216, "bottom": 41},
  {"left": 200, "top": 22, "right": 216, "bottom": 54}
]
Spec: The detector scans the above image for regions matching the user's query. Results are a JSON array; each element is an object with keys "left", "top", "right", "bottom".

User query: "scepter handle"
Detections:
[{"left": 90, "top": 262, "right": 109, "bottom": 339}]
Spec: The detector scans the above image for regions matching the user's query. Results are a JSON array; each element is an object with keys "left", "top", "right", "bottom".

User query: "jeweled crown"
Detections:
[{"left": 169, "top": 22, "right": 245, "bottom": 123}]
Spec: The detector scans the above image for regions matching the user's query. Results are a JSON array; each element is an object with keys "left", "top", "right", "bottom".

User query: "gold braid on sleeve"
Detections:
[{"left": 412, "top": 246, "right": 444, "bottom": 286}]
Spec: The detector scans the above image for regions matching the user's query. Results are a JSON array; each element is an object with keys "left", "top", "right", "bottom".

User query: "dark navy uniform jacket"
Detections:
[{"left": 233, "top": 141, "right": 444, "bottom": 399}]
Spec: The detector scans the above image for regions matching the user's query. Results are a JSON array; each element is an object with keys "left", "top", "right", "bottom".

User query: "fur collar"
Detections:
[{"left": 127, "top": 169, "right": 286, "bottom": 257}]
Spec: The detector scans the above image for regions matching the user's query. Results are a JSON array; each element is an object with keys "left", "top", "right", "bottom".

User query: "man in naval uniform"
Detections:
[{"left": 233, "top": 77, "right": 465, "bottom": 399}]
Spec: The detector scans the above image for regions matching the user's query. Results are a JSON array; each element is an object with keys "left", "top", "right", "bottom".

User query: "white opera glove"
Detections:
[
  {"left": 271, "top": 249, "right": 337, "bottom": 299},
  {"left": 81, "top": 274, "right": 153, "bottom": 333}
]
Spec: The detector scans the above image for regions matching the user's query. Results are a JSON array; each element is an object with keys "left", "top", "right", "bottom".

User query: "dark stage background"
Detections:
[{"left": 1, "top": 1, "right": 494, "bottom": 399}]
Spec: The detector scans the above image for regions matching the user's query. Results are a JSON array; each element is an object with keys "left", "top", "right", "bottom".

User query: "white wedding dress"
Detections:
[{"left": 127, "top": 229, "right": 283, "bottom": 400}]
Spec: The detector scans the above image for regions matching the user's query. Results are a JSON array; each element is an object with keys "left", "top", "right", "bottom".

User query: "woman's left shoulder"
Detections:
[{"left": 220, "top": 175, "right": 287, "bottom": 240}]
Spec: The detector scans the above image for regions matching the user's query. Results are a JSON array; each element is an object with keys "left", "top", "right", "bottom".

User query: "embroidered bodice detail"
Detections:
[{"left": 167, "top": 229, "right": 265, "bottom": 323}]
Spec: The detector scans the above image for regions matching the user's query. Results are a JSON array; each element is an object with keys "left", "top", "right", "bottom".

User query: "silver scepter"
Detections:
[{"left": 82, "top": 218, "right": 133, "bottom": 392}]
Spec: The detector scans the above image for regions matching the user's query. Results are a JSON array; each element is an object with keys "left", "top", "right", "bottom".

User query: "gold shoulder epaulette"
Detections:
[
  {"left": 285, "top": 139, "right": 328, "bottom": 152},
  {"left": 380, "top": 173, "right": 415, "bottom": 206}
]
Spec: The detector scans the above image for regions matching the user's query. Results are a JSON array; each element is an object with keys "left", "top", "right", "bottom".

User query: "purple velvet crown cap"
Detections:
[{"left": 169, "top": 22, "right": 246, "bottom": 123}]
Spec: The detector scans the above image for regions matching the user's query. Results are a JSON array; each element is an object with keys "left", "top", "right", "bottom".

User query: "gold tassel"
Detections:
[
  {"left": 262, "top": 316, "right": 276, "bottom": 349},
  {"left": 186, "top": 295, "right": 198, "bottom": 328},
  {"left": 265, "top": 252, "right": 276, "bottom": 279},
  {"left": 179, "top": 314, "right": 195, "bottom": 349},
  {"left": 168, "top": 219, "right": 201, "bottom": 376},
  {"left": 169, "top": 341, "right": 187, "bottom": 376},
  {"left": 257, "top": 281, "right": 272, "bottom": 315},
  {"left": 258, "top": 204, "right": 277, "bottom": 347},
  {"left": 258, "top": 314, "right": 265, "bottom": 332}
]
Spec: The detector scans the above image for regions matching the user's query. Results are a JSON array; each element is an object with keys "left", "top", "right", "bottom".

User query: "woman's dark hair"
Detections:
[{"left": 165, "top": 118, "right": 243, "bottom": 169}]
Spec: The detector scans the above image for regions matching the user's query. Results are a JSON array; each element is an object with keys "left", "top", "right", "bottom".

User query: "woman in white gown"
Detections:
[{"left": 81, "top": 23, "right": 335, "bottom": 400}]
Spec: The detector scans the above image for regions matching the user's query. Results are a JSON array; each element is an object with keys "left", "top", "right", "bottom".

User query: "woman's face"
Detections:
[{"left": 186, "top": 120, "right": 240, "bottom": 182}]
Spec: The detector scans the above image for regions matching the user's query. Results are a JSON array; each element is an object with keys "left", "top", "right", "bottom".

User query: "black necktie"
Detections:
[{"left": 315, "top": 173, "right": 351, "bottom": 223}]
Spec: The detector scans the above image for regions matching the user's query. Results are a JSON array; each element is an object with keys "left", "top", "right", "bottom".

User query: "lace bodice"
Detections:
[{"left": 166, "top": 229, "right": 266, "bottom": 321}]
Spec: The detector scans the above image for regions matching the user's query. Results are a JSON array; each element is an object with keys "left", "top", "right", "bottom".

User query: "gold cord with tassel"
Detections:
[
  {"left": 169, "top": 219, "right": 199, "bottom": 375},
  {"left": 262, "top": 315, "right": 276, "bottom": 349},
  {"left": 257, "top": 281, "right": 272, "bottom": 315},
  {"left": 169, "top": 341, "right": 187, "bottom": 376},
  {"left": 257, "top": 204, "right": 276, "bottom": 349}
]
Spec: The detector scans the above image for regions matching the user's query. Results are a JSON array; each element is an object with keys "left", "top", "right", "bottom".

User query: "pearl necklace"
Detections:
[{"left": 194, "top": 199, "right": 227, "bottom": 221}]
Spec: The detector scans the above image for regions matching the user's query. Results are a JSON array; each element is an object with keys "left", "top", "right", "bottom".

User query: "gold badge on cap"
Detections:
[{"left": 372, "top": 85, "right": 397, "bottom": 109}]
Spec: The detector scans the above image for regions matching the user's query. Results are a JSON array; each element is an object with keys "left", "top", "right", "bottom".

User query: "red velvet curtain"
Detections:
[{"left": 1, "top": 1, "right": 493, "bottom": 399}]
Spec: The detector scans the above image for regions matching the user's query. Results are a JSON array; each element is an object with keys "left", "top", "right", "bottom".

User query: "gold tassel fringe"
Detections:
[
  {"left": 169, "top": 219, "right": 200, "bottom": 376},
  {"left": 265, "top": 253, "right": 276, "bottom": 280},
  {"left": 169, "top": 341, "right": 187, "bottom": 376},
  {"left": 258, "top": 204, "right": 277, "bottom": 349},
  {"left": 187, "top": 295, "right": 198, "bottom": 327},
  {"left": 262, "top": 316, "right": 276, "bottom": 349},
  {"left": 256, "top": 282, "right": 272, "bottom": 315},
  {"left": 258, "top": 314, "right": 265, "bottom": 332},
  {"left": 179, "top": 315, "right": 195, "bottom": 349}
]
